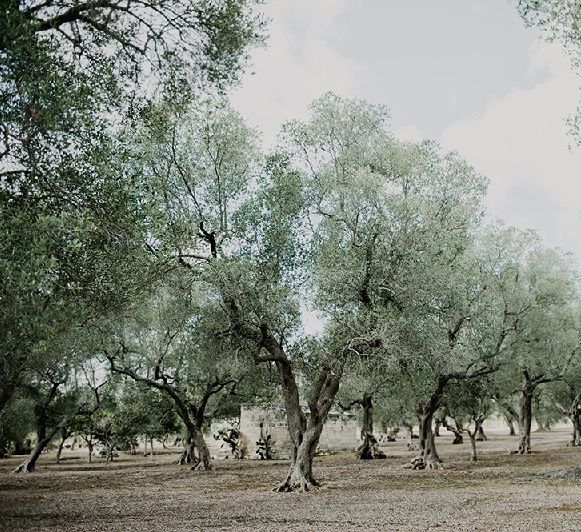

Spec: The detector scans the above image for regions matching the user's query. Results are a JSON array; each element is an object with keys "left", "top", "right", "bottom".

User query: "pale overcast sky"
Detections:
[{"left": 231, "top": 0, "right": 581, "bottom": 264}]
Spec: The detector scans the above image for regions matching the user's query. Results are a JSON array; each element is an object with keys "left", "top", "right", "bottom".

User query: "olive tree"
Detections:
[
  {"left": 0, "top": 0, "right": 264, "bottom": 414},
  {"left": 496, "top": 244, "right": 579, "bottom": 454},
  {"left": 105, "top": 275, "right": 257, "bottom": 470},
  {"left": 282, "top": 92, "right": 503, "bottom": 470}
]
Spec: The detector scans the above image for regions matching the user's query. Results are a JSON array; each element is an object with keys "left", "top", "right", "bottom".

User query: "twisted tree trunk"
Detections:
[
  {"left": 407, "top": 377, "right": 448, "bottom": 469},
  {"left": 356, "top": 393, "right": 385, "bottom": 459},
  {"left": 13, "top": 382, "right": 61, "bottom": 474},
  {"left": 442, "top": 417, "right": 464, "bottom": 444},
  {"left": 13, "top": 435, "right": 54, "bottom": 473},
  {"left": 571, "top": 413, "right": 581, "bottom": 447},
  {"left": 273, "top": 354, "right": 343, "bottom": 492},
  {"left": 513, "top": 370, "right": 554, "bottom": 454},
  {"left": 567, "top": 392, "right": 581, "bottom": 447},
  {"left": 506, "top": 415, "right": 516, "bottom": 436},
  {"left": 468, "top": 431, "right": 477, "bottom": 461},
  {"left": 178, "top": 431, "right": 197, "bottom": 465},
  {"left": 108, "top": 357, "right": 213, "bottom": 470},
  {"left": 191, "top": 426, "right": 211, "bottom": 471},
  {"left": 518, "top": 388, "right": 533, "bottom": 454},
  {"left": 475, "top": 425, "right": 488, "bottom": 441},
  {"left": 277, "top": 423, "right": 323, "bottom": 492},
  {"left": 55, "top": 427, "right": 71, "bottom": 464},
  {"left": 418, "top": 412, "right": 441, "bottom": 466}
]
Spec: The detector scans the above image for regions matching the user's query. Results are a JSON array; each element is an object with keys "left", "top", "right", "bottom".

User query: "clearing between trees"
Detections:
[{"left": 1, "top": 428, "right": 579, "bottom": 532}]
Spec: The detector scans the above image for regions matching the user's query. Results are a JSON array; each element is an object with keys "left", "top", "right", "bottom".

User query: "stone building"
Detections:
[{"left": 237, "top": 405, "right": 359, "bottom": 459}]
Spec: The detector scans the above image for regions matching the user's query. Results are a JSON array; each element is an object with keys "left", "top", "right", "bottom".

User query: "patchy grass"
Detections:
[{"left": 1, "top": 429, "right": 580, "bottom": 531}]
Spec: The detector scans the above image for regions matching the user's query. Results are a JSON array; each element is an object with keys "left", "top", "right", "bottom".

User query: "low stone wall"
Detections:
[{"left": 237, "top": 405, "right": 359, "bottom": 460}]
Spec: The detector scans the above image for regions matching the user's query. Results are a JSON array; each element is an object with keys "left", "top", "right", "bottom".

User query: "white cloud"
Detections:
[
  {"left": 440, "top": 41, "right": 581, "bottom": 262},
  {"left": 231, "top": 0, "right": 363, "bottom": 148},
  {"left": 396, "top": 124, "right": 425, "bottom": 142}
]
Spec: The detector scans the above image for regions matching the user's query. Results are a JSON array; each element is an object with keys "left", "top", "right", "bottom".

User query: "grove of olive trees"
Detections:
[{"left": 1, "top": 1, "right": 580, "bottom": 530}]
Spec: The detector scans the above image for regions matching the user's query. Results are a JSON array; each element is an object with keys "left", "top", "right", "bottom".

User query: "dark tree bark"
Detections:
[
  {"left": 12, "top": 435, "right": 55, "bottom": 473},
  {"left": 495, "top": 397, "right": 520, "bottom": 436},
  {"left": 560, "top": 391, "right": 581, "bottom": 447},
  {"left": 434, "top": 419, "right": 441, "bottom": 437},
  {"left": 273, "top": 353, "right": 343, "bottom": 492},
  {"left": 13, "top": 382, "right": 61, "bottom": 474},
  {"left": 518, "top": 388, "right": 533, "bottom": 454},
  {"left": 355, "top": 393, "right": 385, "bottom": 460},
  {"left": 178, "top": 431, "right": 198, "bottom": 466},
  {"left": 516, "top": 370, "right": 552, "bottom": 454},
  {"left": 55, "top": 427, "right": 72, "bottom": 464},
  {"left": 418, "top": 411, "right": 441, "bottom": 466},
  {"left": 407, "top": 377, "right": 448, "bottom": 469},
  {"left": 475, "top": 425, "right": 488, "bottom": 441},
  {"left": 224, "top": 298, "right": 349, "bottom": 491},
  {"left": 463, "top": 416, "right": 485, "bottom": 462},
  {"left": 442, "top": 417, "right": 464, "bottom": 445},
  {"left": 571, "top": 413, "right": 581, "bottom": 447},
  {"left": 191, "top": 425, "right": 211, "bottom": 471},
  {"left": 506, "top": 416, "right": 516, "bottom": 436}
]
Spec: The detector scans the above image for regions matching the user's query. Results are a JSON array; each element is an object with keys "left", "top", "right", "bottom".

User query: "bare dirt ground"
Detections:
[{"left": 1, "top": 428, "right": 580, "bottom": 531}]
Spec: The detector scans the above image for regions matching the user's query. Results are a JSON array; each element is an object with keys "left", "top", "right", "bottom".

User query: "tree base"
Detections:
[
  {"left": 274, "top": 472, "right": 320, "bottom": 493},
  {"left": 356, "top": 438, "right": 386, "bottom": 460},
  {"left": 190, "top": 462, "right": 212, "bottom": 471},
  {"left": 403, "top": 456, "right": 444, "bottom": 470},
  {"left": 517, "top": 444, "right": 532, "bottom": 454},
  {"left": 13, "top": 461, "right": 33, "bottom": 474}
]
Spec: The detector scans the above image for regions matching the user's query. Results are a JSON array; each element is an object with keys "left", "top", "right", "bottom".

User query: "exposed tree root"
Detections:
[
  {"left": 274, "top": 472, "right": 319, "bottom": 493},
  {"left": 518, "top": 442, "right": 532, "bottom": 454},
  {"left": 356, "top": 434, "right": 386, "bottom": 459},
  {"left": 190, "top": 461, "right": 212, "bottom": 472},
  {"left": 403, "top": 456, "right": 444, "bottom": 470},
  {"left": 12, "top": 461, "right": 33, "bottom": 474}
]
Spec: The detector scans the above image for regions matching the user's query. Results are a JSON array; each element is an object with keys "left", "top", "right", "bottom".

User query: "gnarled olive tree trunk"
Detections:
[
  {"left": 273, "top": 354, "right": 343, "bottom": 492},
  {"left": 407, "top": 377, "right": 448, "bottom": 470},
  {"left": 418, "top": 411, "right": 441, "bottom": 466},
  {"left": 475, "top": 425, "right": 488, "bottom": 441},
  {"left": 108, "top": 358, "right": 213, "bottom": 470},
  {"left": 226, "top": 298, "right": 352, "bottom": 491},
  {"left": 571, "top": 413, "right": 581, "bottom": 447},
  {"left": 567, "top": 392, "right": 581, "bottom": 447},
  {"left": 442, "top": 417, "right": 464, "bottom": 445},
  {"left": 505, "top": 414, "right": 517, "bottom": 436},
  {"left": 55, "top": 427, "right": 72, "bottom": 464},
  {"left": 178, "top": 431, "right": 197, "bottom": 465},
  {"left": 518, "top": 388, "right": 533, "bottom": 454},
  {"left": 191, "top": 424, "right": 211, "bottom": 471},
  {"left": 13, "top": 382, "right": 62, "bottom": 474},
  {"left": 356, "top": 393, "right": 385, "bottom": 460},
  {"left": 514, "top": 370, "right": 556, "bottom": 454},
  {"left": 13, "top": 435, "right": 54, "bottom": 473}
]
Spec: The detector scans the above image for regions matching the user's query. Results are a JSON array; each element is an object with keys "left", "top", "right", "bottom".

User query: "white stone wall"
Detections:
[{"left": 237, "top": 405, "right": 359, "bottom": 459}]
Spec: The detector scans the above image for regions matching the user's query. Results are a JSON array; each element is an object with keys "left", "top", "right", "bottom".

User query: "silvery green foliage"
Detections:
[
  {"left": 130, "top": 98, "right": 305, "bottom": 341},
  {"left": 281, "top": 93, "right": 491, "bottom": 403},
  {"left": 496, "top": 239, "right": 580, "bottom": 387},
  {"left": 517, "top": 0, "right": 581, "bottom": 142}
]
